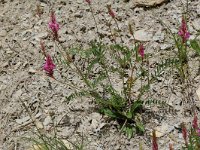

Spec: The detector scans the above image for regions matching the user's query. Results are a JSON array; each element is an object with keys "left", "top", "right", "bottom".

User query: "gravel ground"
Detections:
[{"left": 0, "top": 0, "right": 200, "bottom": 149}]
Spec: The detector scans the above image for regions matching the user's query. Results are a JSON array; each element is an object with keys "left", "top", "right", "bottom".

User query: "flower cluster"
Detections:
[
  {"left": 139, "top": 44, "right": 145, "bottom": 59},
  {"left": 48, "top": 11, "right": 60, "bottom": 40},
  {"left": 85, "top": 0, "right": 91, "bottom": 5},
  {"left": 152, "top": 130, "right": 158, "bottom": 150},
  {"left": 40, "top": 40, "right": 55, "bottom": 78},
  {"left": 192, "top": 112, "right": 200, "bottom": 137},
  {"left": 181, "top": 113, "right": 200, "bottom": 148},
  {"left": 192, "top": 113, "right": 198, "bottom": 129},
  {"left": 107, "top": 5, "right": 115, "bottom": 18},
  {"left": 178, "top": 17, "right": 190, "bottom": 43},
  {"left": 182, "top": 123, "right": 188, "bottom": 146},
  {"left": 198, "top": 129, "right": 200, "bottom": 136},
  {"left": 43, "top": 54, "right": 56, "bottom": 77}
]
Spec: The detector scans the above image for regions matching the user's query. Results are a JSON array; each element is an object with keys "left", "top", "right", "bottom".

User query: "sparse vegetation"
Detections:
[{"left": 0, "top": 0, "right": 200, "bottom": 149}]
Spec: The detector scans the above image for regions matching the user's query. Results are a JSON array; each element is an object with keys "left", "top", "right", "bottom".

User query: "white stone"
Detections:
[
  {"left": 16, "top": 116, "right": 30, "bottom": 124},
  {"left": 151, "top": 123, "right": 172, "bottom": 137},
  {"left": 43, "top": 116, "right": 52, "bottom": 126},
  {"left": 196, "top": 85, "right": 200, "bottom": 101},
  {"left": 134, "top": 29, "right": 152, "bottom": 41},
  {"left": 134, "top": 0, "right": 168, "bottom": 7},
  {"left": 28, "top": 67, "right": 37, "bottom": 74},
  {"left": 160, "top": 44, "right": 172, "bottom": 50},
  {"left": 192, "top": 19, "right": 200, "bottom": 30},
  {"left": 197, "top": 4, "right": 200, "bottom": 15},
  {"left": 0, "top": 30, "right": 7, "bottom": 37}
]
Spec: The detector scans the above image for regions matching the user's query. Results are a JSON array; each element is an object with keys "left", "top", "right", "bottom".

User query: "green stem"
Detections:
[
  {"left": 122, "top": 53, "right": 127, "bottom": 99},
  {"left": 101, "top": 62, "right": 112, "bottom": 86},
  {"left": 128, "top": 66, "right": 135, "bottom": 102}
]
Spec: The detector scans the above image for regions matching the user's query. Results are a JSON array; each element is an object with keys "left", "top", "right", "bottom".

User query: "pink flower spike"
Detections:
[
  {"left": 178, "top": 17, "right": 190, "bottom": 43},
  {"left": 43, "top": 54, "right": 56, "bottom": 77},
  {"left": 85, "top": 0, "right": 91, "bottom": 5},
  {"left": 197, "top": 129, "right": 200, "bottom": 136},
  {"left": 107, "top": 5, "right": 115, "bottom": 18},
  {"left": 109, "top": 9, "right": 115, "bottom": 18},
  {"left": 48, "top": 11, "right": 60, "bottom": 40},
  {"left": 152, "top": 130, "right": 158, "bottom": 150},
  {"left": 139, "top": 44, "right": 145, "bottom": 59},
  {"left": 192, "top": 113, "right": 198, "bottom": 129},
  {"left": 181, "top": 123, "right": 188, "bottom": 146}
]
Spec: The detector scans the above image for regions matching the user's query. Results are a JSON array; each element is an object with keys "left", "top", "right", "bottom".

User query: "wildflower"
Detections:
[
  {"left": 48, "top": 11, "right": 60, "bottom": 40},
  {"left": 139, "top": 44, "right": 145, "bottom": 59},
  {"left": 198, "top": 128, "right": 200, "bottom": 136},
  {"left": 107, "top": 5, "right": 115, "bottom": 18},
  {"left": 178, "top": 17, "right": 190, "bottom": 43},
  {"left": 192, "top": 113, "right": 198, "bottom": 129},
  {"left": 152, "top": 130, "right": 158, "bottom": 150},
  {"left": 181, "top": 123, "right": 188, "bottom": 146},
  {"left": 43, "top": 54, "right": 56, "bottom": 77},
  {"left": 85, "top": 0, "right": 91, "bottom": 5}
]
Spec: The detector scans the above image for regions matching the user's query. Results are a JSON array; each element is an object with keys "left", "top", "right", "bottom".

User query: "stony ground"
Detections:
[{"left": 0, "top": 0, "right": 200, "bottom": 149}]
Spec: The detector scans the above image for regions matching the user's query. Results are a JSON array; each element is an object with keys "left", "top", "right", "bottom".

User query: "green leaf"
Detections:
[
  {"left": 190, "top": 39, "right": 200, "bottom": 55},
  {"left": 136, "top": 121, "right": 145, "bottom": 133},
  {"left": 86, "top": 58, "right": 100, "bottom": 73},
  {"left": 66, "top": 90, "right": 90, "bottom": 101},
  {"left": 130, "top": 100, "right": 142, "bottom": 114},
  {"left": 123, "top": 126, "right": 135, "bottom": 139},
  {"left": 100, "top": 108, "right": 118, "bottom": 119},
  {"left": 92, "top": 72, "right": 107, "bottom": 87},
  {"left": 125, "top": 111, "right": 132, "bottom": 119},
  {"left": 151, "top": 58, "right": 179, "bottom": 79},
  {"left": 105, "top": 85, "right": 126, "bottom": 109}
]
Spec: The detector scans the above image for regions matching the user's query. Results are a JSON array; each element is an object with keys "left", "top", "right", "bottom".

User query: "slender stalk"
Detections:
[
  {"left": 114, "top": 18, "right": 123, "bottom": 44},
  {"left": 109, "top": 22, "right": 117, "bottom": 44},
  {"left": 55, "top": 41, "right": 102, "bottom": 101},
  {"left": 101, "top": 62, "right": 112, "bottom": 86},
  {"left": 102, "top": 15, "right": 117, "bottom": 44},
  {"left": 186, "top": 0, "right": 189, "bottom": 17},
  {"left": 103, "top": 15, "right": 122, "bottom": 60},
  {"left": 56, "top": 42, "right": 92, "bottom": 88},
  {"left": 122, "top": 53, "right": 126, "bottom": 99},
  {"left": 119, "top": 119, "right": 127, "bottom": 133},
  {"left": 106, "top": 18, "right": 126, "bottom": 96},
  {"left": 19, "top": 98, "right": 49, "bottom": 149},
  {"left": 89, "top": 4, "right": 99, "bottom": 39},
  {"left": 140, "top": 64, "right": 143, "bottom": 96},
  {"left": 128, "top": 66, "right": 136, "bottom": 103}
]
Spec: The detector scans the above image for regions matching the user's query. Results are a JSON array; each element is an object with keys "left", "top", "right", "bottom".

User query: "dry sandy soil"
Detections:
[{"left": 0, "top": 0, "right": 200, "bottom": 149}]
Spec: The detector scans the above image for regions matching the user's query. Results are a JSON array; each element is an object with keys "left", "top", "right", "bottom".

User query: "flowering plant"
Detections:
[
  {"left": 48, "top": 11, "right": 60, "bottom": 41},
  {"left": 182, "top": 114, "right": 200, "bottom": 149}
]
